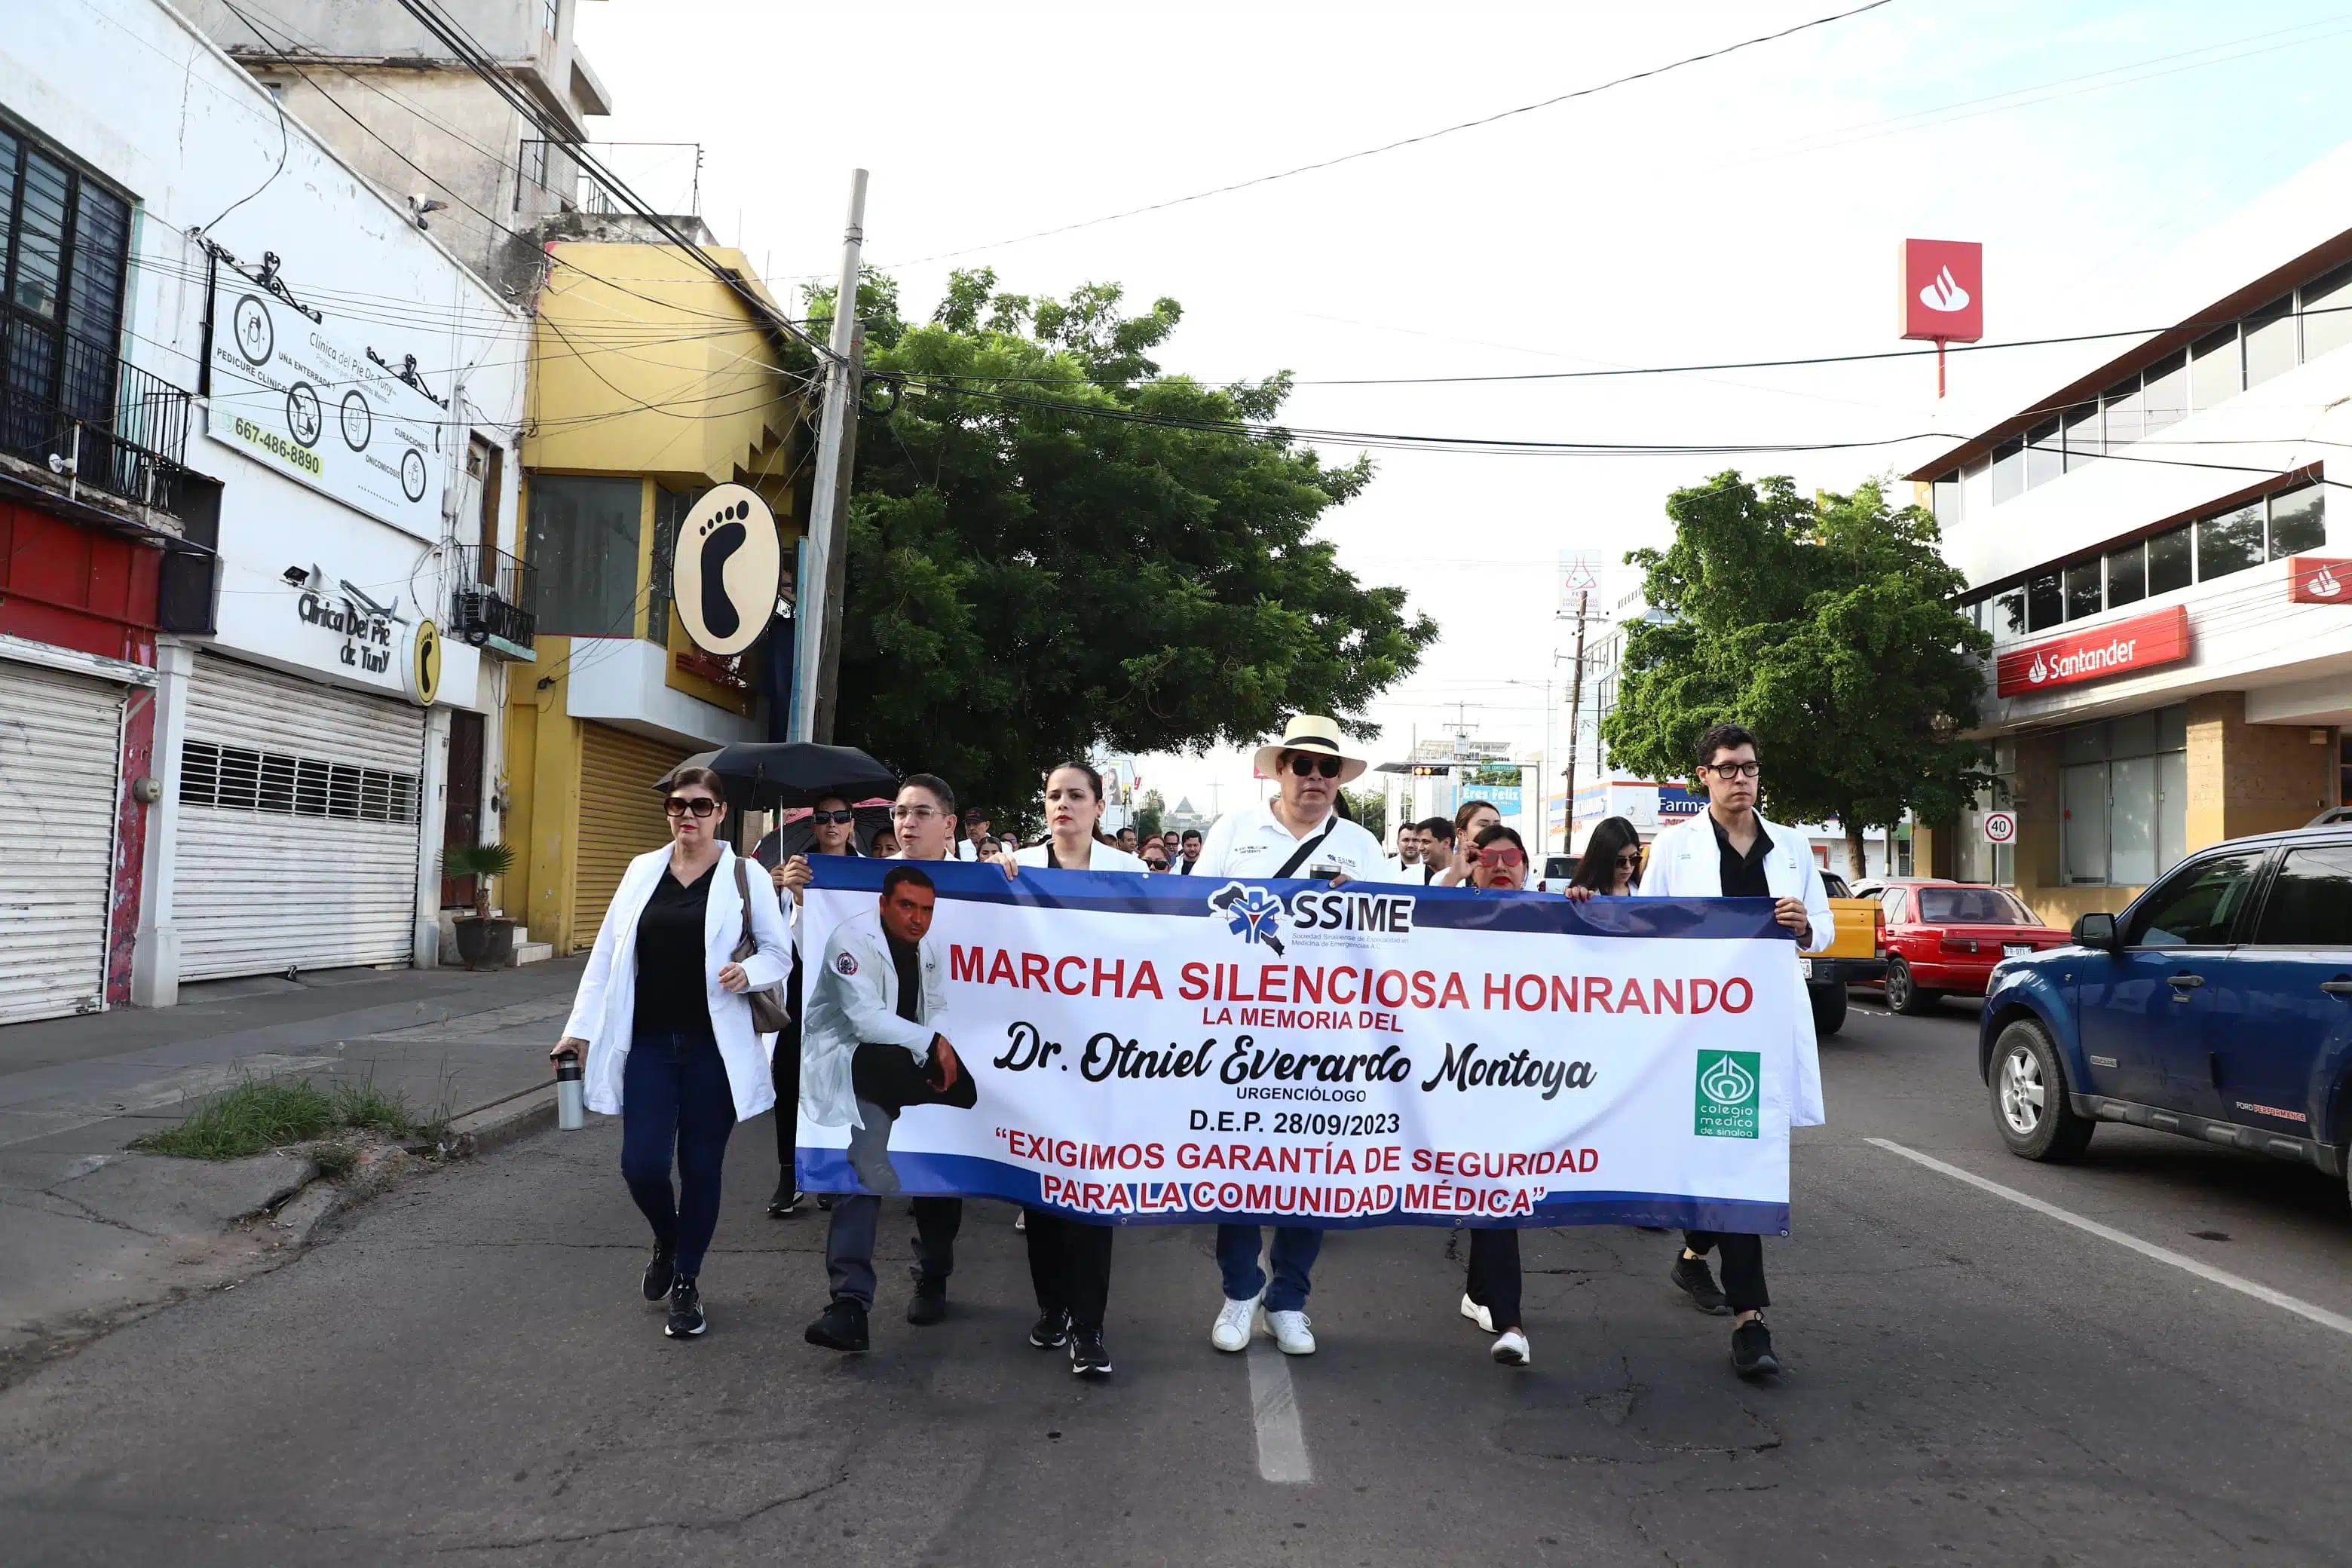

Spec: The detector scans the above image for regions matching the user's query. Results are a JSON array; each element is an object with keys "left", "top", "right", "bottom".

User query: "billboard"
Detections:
[{"left": 1900, "top": 239, "right": 1983, "bottom": 343}]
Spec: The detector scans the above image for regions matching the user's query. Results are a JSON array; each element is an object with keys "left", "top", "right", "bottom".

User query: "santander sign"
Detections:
[
  {"left": 1900, "top": 239, "right": 1984, "bottom": 342},
  {"left": 1995, "top": 606, "right": 2191, "bottom": 699},
  {"left": 2287, "top": 556, "right": 2350, "bottom": 605}
]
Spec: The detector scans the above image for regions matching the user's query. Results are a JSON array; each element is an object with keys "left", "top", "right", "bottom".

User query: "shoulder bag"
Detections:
[{"left": 732, "top": 858, "right": 792, "bottom": 1034}]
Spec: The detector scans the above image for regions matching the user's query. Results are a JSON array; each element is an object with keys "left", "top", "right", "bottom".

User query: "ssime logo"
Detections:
[
  {"left": 1284, "top": 888, "right": 1416, "bottom": 947},
  {"left": 1997, "top": 606, "right": 2191, "bottom": 698},
  {"left": 1207, "top": 882, "right": 1288, "bottom": 955}
]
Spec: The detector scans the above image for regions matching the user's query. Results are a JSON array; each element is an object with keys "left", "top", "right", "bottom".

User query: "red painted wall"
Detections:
[{"left": 1, "top": 497, "right": 163, "bottom": 1006}]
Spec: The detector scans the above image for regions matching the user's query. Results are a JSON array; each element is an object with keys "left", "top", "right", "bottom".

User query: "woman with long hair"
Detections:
[
  {"left": 995, "top": 761, "right": 1144, "bottom": 1377},
  {"left": 552, "top": 767, "right": 791, "bottom": 1339},
  {"left": 1454, "top": 821, "right": 1535, "bottom": 1366},
  {"left": 1430, "top": 798, "right": 1502, "bottom": 886},
  {"left": 1568, "top": 816, "right": 1643, "bottom": 897}
]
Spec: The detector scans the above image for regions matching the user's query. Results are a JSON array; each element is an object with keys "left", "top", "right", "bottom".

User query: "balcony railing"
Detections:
[
  {"left": 516, "top": 139, "right": 702, "bottom": 218},
  {"left": 449, "top": 544, "right": 537, "bottom": 659},
  {"left": 0, "top": 317, "right": 194, "bottom": 516}
]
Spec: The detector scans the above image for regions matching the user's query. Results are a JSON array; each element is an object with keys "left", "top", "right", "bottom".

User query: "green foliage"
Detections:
[
  {"left": 1135, "top": 804, "right": 1164, "bottom": 840},
  {"left": 443, "top": 841, "right": 516, "bottom": 882},
  {"left": 1340, "top": 787, "right": 1389, "bottom": 845},
  {"left": 819, "top": 268, "right": 1437, "bottom": 831},
  {"left": 134, "top": 1073, "right": 431, "bottom": 1160},
  {"left": 1601, "top": 473, "right": 1994, "bottom": 871}
]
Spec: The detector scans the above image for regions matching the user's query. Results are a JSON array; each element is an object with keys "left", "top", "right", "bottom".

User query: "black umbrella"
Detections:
[
  {"left": 756, "top": 801, "right": 896, "bottom": 863},
  {"left": 652, "top": 742, "right": 898, "bottom": 810}
]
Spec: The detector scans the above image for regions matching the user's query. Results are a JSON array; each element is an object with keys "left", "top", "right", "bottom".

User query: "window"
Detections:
[
  {"left": 1991, "top": 439, "right": 2025, "bottom": 506},
  {"left": 646, "top": 485, "right": 694, "bottom": 647},
  {"left": 2251, "top": 844, "right": 2352, "bottom": 947},
  {"left": 2063, "top": 402, "right": 2100, "bottom": 469},
  {"left": 542, "top": 0, "right": 562, "bottom": 38},
  {"left": 0, "top": 118, "right": 134, "bottom": 429},
  {"left": 525, "top": 475, "right": 642, "bottom": 636},
  {"left": 2142, "top": 350, "right": 2188, "bottom": 435},
  {"left": 1932, "top": 471, "right": 1960, "bottom": 525},
  {"left": 2302, "top": 260, "right": 2352, "bottom": 363},
  {"left": 2124, "top": 851, "right": 2265, "bottom": 947},
  {"left": 2243, "top": 296, "right": 2295, "bottom": 388},
  {"left": 2026, "top": 419, "right": 2063, "bottom": 489},
  {"left": 2102, "top": 374, "right": 2146, "bottom": 449},
  {"left": 1879, "top": 887, "right": 1909, "bottom": 923},
  {"left": 1918, "top": 887, "right": 2035, "bottom": 925},
  {"left": 2058, "top": 706, "right": 2188, "bottom": 887},
  {"left": 1961, "top": 455, "right": 1991, "bottom": 519},
  {"left": 2197, "top": 501, "right": 2264, "bottom": 580},
  {"left": 2026, "top": 571, "right": 2063, "bottom": 632},
  {"left": 2188, "top": 325, "right": 2241, "bottom": 410},
  {"left": 2269, "top": 484, "right": 2326, "bottom": 557},
  {"left": 2064, "top": 560, "right": 2102, "bottom": 621},
  {"left": 1993, "top": 586, "right": 2026, "bottom": 642},
  {"left": 2148, "top": 525, "right": 2192, "bottom": 595},
  {"left": 2106, "top": 541, "right": 2146, "bottom": 607}
]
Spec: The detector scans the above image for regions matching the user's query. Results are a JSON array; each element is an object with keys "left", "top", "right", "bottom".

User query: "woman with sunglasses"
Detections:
[
  {"left": 553, "top": 767, "right": 792, "bottom": 1340},
  {"left": 1453, "top": 822, "right": 1536, "bottom": 1366},
  {"left": 1569, "top": 815, "right": 1644, "bottom": 898},
  {"left": 1430, "top": 798, "right": 1503, "bottom": 887},
  {"left": 764, "top": 796, "right": 864, "bottom": 1217},
  {"left": 994, "top": 762, "right": 1146, "bottom": 1377}
]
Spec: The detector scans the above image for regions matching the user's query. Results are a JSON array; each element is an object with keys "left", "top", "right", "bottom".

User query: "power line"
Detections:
[{"left": 872, "top": 0, "right": 1899, "bottom": 269}]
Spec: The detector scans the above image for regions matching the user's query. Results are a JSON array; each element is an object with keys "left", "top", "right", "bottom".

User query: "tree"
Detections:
[
  {"left": 816, "top": 269, "right": 1435, "bottom": 832},
  {"left": 1136, "top": 789, "right": 1165, "bottom": 841},
  {"left": 1600, "top": 472, "right": 1993, "bottom": 876},
  {"left": 1340, "top": 786, "right": 1389, "bottom": 847}
]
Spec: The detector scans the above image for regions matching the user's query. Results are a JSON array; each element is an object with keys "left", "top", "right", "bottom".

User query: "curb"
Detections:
[{"left": 442, "top": 1086, "right": 559, "bottom": 1159}]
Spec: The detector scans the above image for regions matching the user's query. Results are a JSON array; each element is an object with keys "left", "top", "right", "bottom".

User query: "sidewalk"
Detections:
[{"left": 0, "top": 956, "right": 587, "bottom": 1373}]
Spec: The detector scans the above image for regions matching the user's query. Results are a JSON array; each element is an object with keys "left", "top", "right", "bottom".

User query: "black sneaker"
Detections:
[
  {"left": 664, "top": 1277, "right": 707, "bottom": 1339},
  {"left": 1028, "top": 1307, "right": 1070, "bottom": 1349},
  {"left": 642, "top": 1244, "right": 676, "bottom": 1303},
  {"left": 816, "top": 1193, "right": 835, "bottom": 1211},
  {"left": 804, "top": 1296, "right": 870, "bottom": 1352},
  {"left": 1732, "top": 1318, "right": 1781, "bottom": 1379},
  {"left": 767, "top": 1178, "right": 801, "bottom": 1218},
  {"left": 1671, "top": 1254, "right": 1731, "bottom": 1315},
  {"left": 1068, "top": 1326, "right": 1112, "bottom": 1378},
  {"left": 907, "top": 1274, "right": 948, "bottom": 1326}
]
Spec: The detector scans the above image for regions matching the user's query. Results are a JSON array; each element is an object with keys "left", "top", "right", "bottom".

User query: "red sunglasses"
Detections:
[{"left": 1476, "top": 845, "right": 1524, "bottom": 869}]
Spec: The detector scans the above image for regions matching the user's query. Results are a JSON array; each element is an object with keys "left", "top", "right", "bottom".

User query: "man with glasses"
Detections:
[
  {"left": 1634, "top": 721, "right": 1832, "bottom": 1380},
  {"left": 804, "top": 773, "right": 972, "bottom": 1350},
  {"left": 1190, "top": 714, "right": 1387, "bottom": 1357}
]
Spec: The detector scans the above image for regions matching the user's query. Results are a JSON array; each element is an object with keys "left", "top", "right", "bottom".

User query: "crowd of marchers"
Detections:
[{"left": 550, "top": 713, "right": 1831, "bottom": 1385}]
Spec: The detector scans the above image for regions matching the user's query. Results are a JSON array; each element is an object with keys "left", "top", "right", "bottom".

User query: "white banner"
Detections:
[
  {"left": 796, "top": 861, "right": 1805, "bottom": 1234},
  {"left": 205, "top": 277, "right": 447, "bottom": 537}
]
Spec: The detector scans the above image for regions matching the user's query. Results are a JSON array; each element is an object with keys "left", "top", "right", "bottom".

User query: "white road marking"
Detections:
[
  {"left": 1246, "top": 1340, "right": 1313, "bottom": 1483},
  {"left": 1867, "top": 1137, "right": 2352, "bottom": 1337}
]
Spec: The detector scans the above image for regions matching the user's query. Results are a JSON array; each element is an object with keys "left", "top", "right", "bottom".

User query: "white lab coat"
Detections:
[
  {"left": 560, "top": 845, "right": 793, "bottom": 1122},
  {"left": 799, "top": 908, "right": 951, "bottom": 1131},
  {"left": 1636, "top": 810, "right": 1833, "bottom": 1127},
  {"left": 1012, "top": 840, "right": 1149, "bottom": 873}
]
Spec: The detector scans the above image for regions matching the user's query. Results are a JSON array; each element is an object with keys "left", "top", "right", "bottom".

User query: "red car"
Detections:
[{"left": 1865, "top": 880, "right": 2070, "bottom": 1015}]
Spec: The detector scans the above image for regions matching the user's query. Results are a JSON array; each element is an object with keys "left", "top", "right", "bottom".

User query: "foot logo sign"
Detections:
[{"left": 670, "top": 482, "right": 782, "bottom": 658}]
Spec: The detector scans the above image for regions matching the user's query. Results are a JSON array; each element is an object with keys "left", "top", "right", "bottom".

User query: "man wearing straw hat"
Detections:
[{"left": 1191, "top": 714, "right": 1388, "bottom": 1358}]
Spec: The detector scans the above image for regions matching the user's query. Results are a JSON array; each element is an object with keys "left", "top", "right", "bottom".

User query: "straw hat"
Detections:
[{"left": 1251, "top": 714, "right": 1370, "bottom": 785}]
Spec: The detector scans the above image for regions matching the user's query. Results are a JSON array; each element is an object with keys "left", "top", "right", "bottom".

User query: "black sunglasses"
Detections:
[
  {"left": 808, "top": 809, "right": 856, "bottom": 825},
  {"left": 664, "top": 796, "right": 719, "bottom": 818},
  {"left": 1285, "top": 752, "right": 1344, "bottom": 779}
]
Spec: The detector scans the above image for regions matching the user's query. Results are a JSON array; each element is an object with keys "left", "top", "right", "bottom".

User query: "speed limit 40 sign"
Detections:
[{"left": 1982, "top": 810, "right": 2018, "bottom": 845}]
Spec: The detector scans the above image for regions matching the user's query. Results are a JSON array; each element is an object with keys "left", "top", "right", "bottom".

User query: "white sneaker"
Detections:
[
  {"left": 1211, "top": 1295, "right": 1258, "bottom": 1352},
  {"left": 1459, "top": 1293, "right": 1493, "bottom": 1334},
  {"left": 1263, "top": 1308, "right": 1316, "bottom": 1355},
  {"left": 1491, "top": 1328, "right": 1530, "bottom": 1367}
]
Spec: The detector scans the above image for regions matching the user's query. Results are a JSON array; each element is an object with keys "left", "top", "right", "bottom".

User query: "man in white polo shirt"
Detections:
[{"left": 1191, "top": 714, "right": 1386, "bottom": 1358}]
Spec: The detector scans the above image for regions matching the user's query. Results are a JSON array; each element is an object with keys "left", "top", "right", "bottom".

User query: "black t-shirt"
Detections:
[
  {"left": 1710, "top": 815, "right": 1772, "bottom": 900},
  {"left": 887, "top": 931, "right": 923, "bottom": 1027},
  {"left": 633, "top": 862, "right": 715, "bottom": 1039}
]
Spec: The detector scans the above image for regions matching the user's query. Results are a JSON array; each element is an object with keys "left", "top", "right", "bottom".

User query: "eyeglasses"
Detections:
[
  {"left": 1144, "top": 858, "right": 1170, "bottom": 871},
  {"left": 890, "top": 804, "right": 943, "bottom": 821},
  {"left": 1615, "top": 853, "right": 1640, "bottom": 869},
  {"left": 1285, "top": 753, "right": 1344, "bottom": 779},
  {"left": 809, "top": 809, "right": 856, "bottom": 825},
  {"left": 1476, "top": 845, "right": 1525, "bottom": 869},
  {"left": 1703, "top": 761, "right": 1762, "bottom": 780},
  {"left": 664, "top": 797, "right": 719, "bottom": 818}
]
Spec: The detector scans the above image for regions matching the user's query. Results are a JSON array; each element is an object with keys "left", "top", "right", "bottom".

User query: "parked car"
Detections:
[
  {"left": 1807, "top": 872, "right": 1886, "bottom": 1036},
  {"left": 1980, "top": 825, "right": 2352, "bottom": 1198},
  {"left": 1866, "top": 879, "right": 2070, "bottom": 1015},
  {"left": 1539, "top": 853, "right": 1579, "bottom": 894}
]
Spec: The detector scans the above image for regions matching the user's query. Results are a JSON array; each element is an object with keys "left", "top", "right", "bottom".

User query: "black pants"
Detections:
[
  {"left": 1465, "top": 1228, "right": 1522, "bottom": 1331},
  {"left": 1683, "top": 1230, "right": 1769, "bottom": 1313},
  {"left": 825, "top": 1193, "right": 963, "bottom": 1304},
  {"left": 1024, "top": 1209, "right": 1114, "bottom": 1331},
  {"left": 853, "top": 1039, "right": 980, "bottom": 1114},
  {"left": 770, "top": 960, "right": 804, "bottom": 1173}
]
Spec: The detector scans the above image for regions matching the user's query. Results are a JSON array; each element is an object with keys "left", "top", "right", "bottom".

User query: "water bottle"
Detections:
[{"left": 553, "top": 1049, "right": 586, "bottom": 1131}]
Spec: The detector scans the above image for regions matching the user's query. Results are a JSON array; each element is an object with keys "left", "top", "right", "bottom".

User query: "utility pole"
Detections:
[
  {"left": 792, "top": 168, "right": 867, "bottom": 743},
  {"left": 1560, "top": 588, "right": 1589, "bottom": 853}
]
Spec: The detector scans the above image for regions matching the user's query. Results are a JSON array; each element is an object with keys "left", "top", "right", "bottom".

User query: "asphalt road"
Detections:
[{"left": 5, "top": 995, "right": 2352, "bottom": 1566}]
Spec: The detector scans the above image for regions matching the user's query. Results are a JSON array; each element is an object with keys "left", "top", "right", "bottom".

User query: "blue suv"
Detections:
[{"left": 1980, "top": 822, "right": 2352, "bottom": 1196}]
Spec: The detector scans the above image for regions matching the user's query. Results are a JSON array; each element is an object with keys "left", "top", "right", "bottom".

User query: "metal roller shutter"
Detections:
[
  {"left": 575, "top": 723, "right": 688, "bottom": 950},
  {"left": 0, "top": 662, "right": 123, "bottom": 1022},
  {"left": 176, "top": 654, "right": 426, "bottom": 980}
]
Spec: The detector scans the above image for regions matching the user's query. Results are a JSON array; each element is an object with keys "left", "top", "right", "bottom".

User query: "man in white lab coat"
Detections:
[{"left": 1635, "top": 721, "right": 1832, "bottom": 1380}]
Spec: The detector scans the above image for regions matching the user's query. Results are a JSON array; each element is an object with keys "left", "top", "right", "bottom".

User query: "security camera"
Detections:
[{"left": 282, "top": 565, "right": 308, "bottom": 586}]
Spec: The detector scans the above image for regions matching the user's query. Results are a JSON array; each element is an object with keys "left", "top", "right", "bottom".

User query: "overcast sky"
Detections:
[{"left": 580, "top": 0, "right": 2352, "bottom": 822}]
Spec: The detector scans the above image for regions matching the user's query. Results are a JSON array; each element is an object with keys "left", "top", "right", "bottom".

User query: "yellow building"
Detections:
[{"left": 507, "top": 237, "right": 812, "bottom": 951}]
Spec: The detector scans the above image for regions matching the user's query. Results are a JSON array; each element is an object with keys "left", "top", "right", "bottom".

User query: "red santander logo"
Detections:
[
  {"left": 2287, "top": 556, "right": 2350, "bottom": 604},
  {"left": 1995, "top": 606, "right": 2191, "bottom": 698},
  {"left": 1901, "top": 239, "right": 1984, "bottom": 343}
]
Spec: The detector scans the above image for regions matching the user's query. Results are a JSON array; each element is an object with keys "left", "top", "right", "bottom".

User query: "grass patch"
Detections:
[
  {"left": 134, "top": 1072, "right": 433, "bottom": 1162},
  {"left": 311, "top": 1143, "right": 359, "bottom": 1180}
]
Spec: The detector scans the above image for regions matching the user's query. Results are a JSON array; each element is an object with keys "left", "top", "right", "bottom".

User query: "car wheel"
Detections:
[
  {"left": 1885, "top": 956, "right": 1937, "bottom": 1015},
  {"left": 1989, "top": 1019, "right": 2093, "bottom": 1162},
  {"left": 1809, "top": 983, "right": 1847, "bottom": 1037}
]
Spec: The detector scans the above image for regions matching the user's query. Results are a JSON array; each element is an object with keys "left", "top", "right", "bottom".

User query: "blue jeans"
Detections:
[
  {"left": 620, "top": 1030, "right": 737, "bottom": 1279},
  {"left": 1216, "top": 1223, "right": 1321, "bottom": 1312}
]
